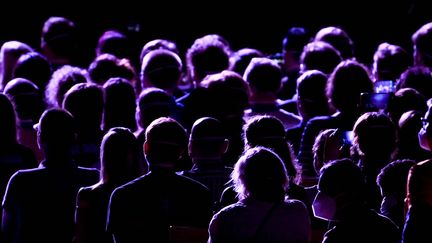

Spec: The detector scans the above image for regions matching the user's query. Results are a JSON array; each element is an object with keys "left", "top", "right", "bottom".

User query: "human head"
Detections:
[
  {"left": 418, "top": 100, "right": 432, "bottom": 151},
  {"left": 232, "top": 146, "right": 288, "bottom": 202},
  {"left": 88, "top": 53, "right": 137, "bottom": 87},
  {"left": 13, "top": 52, "right": 52, "bottom": 92},
  {"left": 189, "top": 117, "right": 228, "bottom": 160},
  {"left": 299, "top": 41, "right": 342, "bottom": 75},
  {"left": 140, "top": 49, "right": 182, "bottom": 93},
  {"left": 229, "top": 48, "right": 264, "bottom": 76},
  {"left": 313, "top": 158, "right": 365, "bottom": 221},
  {"left": 45, "top": 65, "right": 88, "bottom": 108},
  {"left": 314, "top": 26, "right": 354, "bottom": 60},
  {"left": 282, "top": 26, "right": 311, "bottom": 72},
  {"left": 327, "top": 59, "right": 373, "bottom": 113},
  {"left": 243, "top": 115, "right": 299, "bottom": 183},
  {"left": 100, "top": 127, "right": 144, "bottom": 184},
  {"left": 0, "top": 41, "right": 33, "bottom": 90},
  {"left": 96, "top": 30, "right": 130, "bottom": 59},
  {"left": 186, "top": 34, "right": 231, "bottom": 86},
  {"left": 396, "top": 66, "right": 432, "bottom": 100},
  {"left": 296, "top": 70, "right": 330, "bottom": 120},
  {"left": 243, "top": 57, "right": 282, "bottom": 95},
  {"left": 144, "top": 117, "right": 187, "bottom": 167},
  {"left": 412, "top": 22, "right": 432, "bottom": 67},
  {"left": 372, "top": 42, "right": 411, "bottom": 82},
  {"left": 353, "top": 112, "right": 397, "bottom": 159},
  {"left": 139, "top": 39, "right": 179, "bottom": 65},
  {"left": 136, "top": 87, "right": 174, "bottom": 130}
]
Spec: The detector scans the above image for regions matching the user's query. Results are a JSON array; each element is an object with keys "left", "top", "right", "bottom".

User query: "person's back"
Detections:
[
  {"left": 209, "top": 147, "right": 310, "bottom": 243},
  {"left": 1, "top": 109, "right": 99, "bottom": 243},
  {"left": 313, "top": 159, "right": 399, "bottom": 243},
  {"left": 107, "top": 117, "right": 212, "bottom": 243}
]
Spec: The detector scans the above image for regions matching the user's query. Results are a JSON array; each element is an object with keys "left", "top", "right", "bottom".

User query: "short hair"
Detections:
[
  {"left": 243, "top": 115, "right": 299, "bottom": 183},
  {"left": 229, "top": 48, "right": 264, "bottom": 76},
  {"left": 396, "top": 66, "right": 432, "bottom": 100},
  {"left": 189, "top": 117, "right": 227, "bottom": 156},
  {"left": 96, "top": 30, "right": 129, "bottom": 58},
  {"left": 327, "top": 60, "right": 373, "bottom": 112},
  {"left": 232, "top": 146, "right": 288, "bottom": 200},
  {"left": 373, "top": 42, "right": 411, "bottom": 81},
  {"left": 140, "top": 39, "right": 179, "bottom": 64},
  {"left": 100, "top": 127, "right": 143, "bottom": 184},
  {"left": 136, "top": 88, "right": 173, "bottom": 129},
  {"left": 37, "top": 108, "right": 76, "bottom": 148},
  {"left": 353, "top": 112, "right": 397, "bottom": 157},
  {"left": 186, "top": 34, "right": 231, "bottom": 82},
  {"left": 41, "top": 16, "right": 77, "bottom": 58},
  {"left": 314, "top": 26, "right": 354, "bottom": 60},
  {"left": 282, "top": 27, "right": 310, "bottom": 58},
  {"left": 13, "top": 52, "right": 52, "bottom": 92},
  {"left": 62, "top": 83, "right": 103, "bottom": 129},
  {"left": 45, "top": 65, "right": 88, "bottom": 108},
  {"left": 300, "top": 41, "right": 342, "bottom": 75},
  {"left": 145, "top": 117, "right": 187, "bottom": 164},
  {"left": 140, "top": 49, "right": 182, "bottom": 90},
  {"left": 377, "top": 159, "right": 415, "bottom": 197},
  {"left": 243, "top": 57, "right": 282, "bottom": 93},
  {"left": 318, "top": 158, "right": 364, "bottom": 197},
  {"left": 0, "top": 41, "right": 33, "bottom": 90},
  {"left": 88, "top": 54, "right": 137, "bottom": 86},
  {"left": 296, "top": 70, "right": 329, "bottom": 117}
]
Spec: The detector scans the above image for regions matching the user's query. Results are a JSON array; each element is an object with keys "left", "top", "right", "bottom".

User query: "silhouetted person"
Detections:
[
  {"left": 209, "top": 147, "right": 310, "bottom": 243},
  {"left": 313, "top": 159, "right": 399, "bottom": 242},
  {"left": 1, "top": 108, "right": 99, "bottom": 243},
  {"left": 12, "top": 52, "right": 52, "bottom": 93},
  {"left": 314, "top": 26, "right": 355, "bottom": 60},
  {"left": 0, "top": 41, "right": 32, "bottom": 91},
  {"left": 229, "top": 48, "right": 264, "bottom": 76},
  {"left": 75, "top": 127, "right": 145, "bottom": 243},
  {"left": 372, "top": 42, "right": 411, "bottom": 83},
  {"left": 107, "top": 117, "right": 212, "bottom": 243}
]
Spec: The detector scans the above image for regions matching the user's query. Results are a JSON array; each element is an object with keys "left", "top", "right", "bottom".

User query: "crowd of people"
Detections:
[{"left": 1, "top": 15, "right": 432, "bottom": 242}]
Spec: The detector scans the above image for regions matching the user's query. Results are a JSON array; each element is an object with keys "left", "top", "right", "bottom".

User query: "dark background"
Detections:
[{"left": 1, "top": 0, "right": 431, "bottom": 67}]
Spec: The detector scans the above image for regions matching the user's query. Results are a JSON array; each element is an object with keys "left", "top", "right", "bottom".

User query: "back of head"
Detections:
[
  {"left": 0, "top": 93, "right": 17, "bottom": 145},
  {"left": 296, "top": 70, "right": 329, "bottom": 118},
  {"left": 88, "top": 53, "right": 136, "bottom": 85},
  {"left": 232, "top": 146, "right": 288, "bottom": 202},
  {"left": 140, "top": 49, "right": 182, "bottom": 91},
  {"left": 412, "top": 22, "right": 432, "bottom": 67},
  {"left": 300, "top": 41, "right": 342, "bottom": 75},
  {"left": 353, "top": 112, "right": 397, "bottom": 159},
  {"left": 244, "top": 115, "right": 298, "bottom": 181},
  {"left": 243, "top": 57, "right": 282, "bottom": 94},
  {"left": 37, "top": 108, "right": 76, "bottom": 151},
  {"left": 186, "top": 34, "right": 231, "bottom": 84},
  {"left": 41, "top": 16, "right": 77, "bottom": 60},
  {"left": 372, "top": 42, "right": 411, "bottom": 82},
  {"left": 45, "top": 65, "right": 88, "bottom": 108},
  {"left": 4, "top": 78, "right": 44, "bottom": 123},
  {"left": 13, "top": 52, "right": 52, "bottom": 92},
  {"left": 388, "top": 87, "right": 427, "bottom": 124},
  {"left": 137, "top": 88, "right": 173, "bottom": 129},
  {"left": 377, "top": 159, "right": 415, "bottom": 198},
  {"left": 0, "top": 41, "right": 33, "bottom": 90},
  {"left": 318, "top": 158, "right": 365, "bottom": 198},
  {"left": 189, "top": 117, "right": 227, "bottom": 158},
  {"left": 282, "top": 26, "right": 310, "bottom": 58},
  {"left": 101, "top": 127, "right": 143, "bottom": 184},
  {"left": 314, "top": 26, "right": 354, "bottom": 60},
  {"left": 313, "top": 128, "right": 352, "bottom": 175},
  {"left": 229, "top": 48, "right": 264, "bottom": 76},
  {"left": 96, "top": 30, "right": 129, "bottom": 59},
  {"left": 397, "top": 66, "right": 432, "bottom": 100},
  {"left": 145, "top": 117, "right": 187, "bottom": 166},
  {"left": 327, "top": 59, "right": 373, "bottom": 113},
  {"left": 103, "top": 77, "right": 137, "bottom": 131},
  {"left": 62, "top": 83, "right": 103, "bottom": 130},
  {"left": 140, "top": 39, "right": 179, "bottom": 65}
]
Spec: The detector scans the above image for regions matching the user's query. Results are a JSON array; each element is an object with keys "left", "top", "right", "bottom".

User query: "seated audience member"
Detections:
[
  {"left": 3, "top": 78, "right": 45, "bottom": 162},
  {"left": 209, "top": 147, "right": 310, "bottom": 243},
  {"left": 387, "top": 87, "right": 427, "bottom": 125},
  {"left": 377, "top": 159, "right": 415, "bottom": 229},
  {"left": 243, "top": 57, "right": 302, "bottom": 130},
  {"left": 75, "top": 127, "right": 145, "bottom": 243},
  {"left": 403, "top": 101, "right": 432, "bottom": 242},
  {"left": 229, "top": 48, "right": 264, "bottom": 76},
  {"left": 62, "top": 83, "right": 104, "bottom": 168},
  {"left": 1, "top": 109, "right": 99, "bottom": 243},
  {"left": 371, "top": 42, "right": 411, "bottom": 83},
  {"left": 396, "top": 66, "right": 432, "bottom": 100},
  {"left": 179, "top": 117, "right": 232, "bottom": 211},
  {"left": 313, "top": 26, "right": 355, "bottom": 60},
  {"left": 12, "top": 52, "right": 52, "bottom": 93},
  {"left": 0, "top": 94, "right": 37, "bottom": 212},
  {"left": 95, "top": 30, "right": 130, "bottom": 60},
  {"left": 107, "top": 117, "right": 212, "bottom": 243},
  {"left": 313, "top": 159, "right": 400, "bottom": 242}
]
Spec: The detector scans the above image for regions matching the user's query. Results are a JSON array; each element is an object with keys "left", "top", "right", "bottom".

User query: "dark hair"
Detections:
[
  {"left": 244, "top": 57, "right": 282, "bottom": 93},
  {"left": 0, "top": 94, "right": 18, "bottom": 145},
  {"left": 377, "top": 159, "right": 415, "bottom": 197},
  {"left": 300, "top": 41, "right": 342, "bottom": 75}
]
